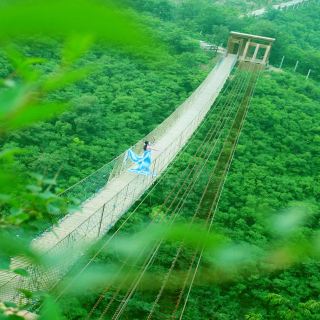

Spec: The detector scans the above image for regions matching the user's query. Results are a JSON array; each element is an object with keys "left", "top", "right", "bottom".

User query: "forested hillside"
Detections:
[
  {"left": 60, "top": 67, "right": 320, "bottom": 320},
  {"left": 188, "top": 70, "right": 320, "bottom": 319},
  {"left": 57, "top": 1, "right": 320, "bottom": 319},
  {"left": 1, "top": 23, "right": 213, "bottom": 190},
  {"left": 3, "top": 0, "right": 320, "bottom": 195},
  {"left": 127, "top": 0, "right": 320, "bottom": 76}
]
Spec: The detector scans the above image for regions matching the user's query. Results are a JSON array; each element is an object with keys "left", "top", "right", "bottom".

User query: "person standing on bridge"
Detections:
[{"left": 126, "top": 141, "right": 158, "bottom": 176}]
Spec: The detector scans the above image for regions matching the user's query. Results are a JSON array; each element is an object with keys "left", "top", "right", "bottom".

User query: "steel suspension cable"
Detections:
[
  {"left": 144, "top": 63, "right": 256, "bottom": 320},
  {"left": 53, "top": 67, "right": 240, "bottom": 307},
  {"left": 168, "top": 63, "right": 256, "bottom": 319},
  {"left": 172, "top": 63, "right": 258, "bottom": 319},
  {"left": 84, "top": 67, "right": 245, "bottom": 319},
  {"left": 109, "top": 67, "right": 253, "bottom": 320},
  {"left": 94, "top": 70, "right": 248, "bottom": 320},
  {"left": 178, "top": 64, "right": 263, "bottom": 320}
]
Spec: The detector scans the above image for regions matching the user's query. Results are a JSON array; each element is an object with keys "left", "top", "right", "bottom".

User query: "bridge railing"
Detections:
[
  {"left": 58, "top": 55, "right": 225, "bottom": 204},
  {"left": 0, "top": 53, "right": 236, "bottom": 303}
]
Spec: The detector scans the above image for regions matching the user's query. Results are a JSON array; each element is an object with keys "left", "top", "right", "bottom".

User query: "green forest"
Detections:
[{"left": 0, "top": 0, "right": 320, "bottom": 319}]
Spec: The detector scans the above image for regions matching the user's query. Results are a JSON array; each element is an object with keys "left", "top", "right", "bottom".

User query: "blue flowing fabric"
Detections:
[{"left": 127, "top": 149, "right": 154, "bottom": 176}]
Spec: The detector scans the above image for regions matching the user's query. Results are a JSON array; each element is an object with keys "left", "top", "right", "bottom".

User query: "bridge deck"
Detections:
[
  {"left": 0, "top": 54, "right": 237, "bottom": 301},
  {"left": 32, "top": 54, "right": 237, "bottom": 253}
]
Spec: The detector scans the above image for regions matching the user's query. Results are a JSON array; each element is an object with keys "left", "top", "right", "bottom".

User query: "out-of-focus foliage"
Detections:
[
  {"left": 0, "top": 0, "right": 160, "bottom": 133},
  {"left": 0, "top": 0, "right": 188, "bottom": 314},
  {"left": 0, "top": 0, "right": 215, "bottom": 317},
  {"left": 0, "top": 0, "right": 155, "bottom": 53},
  {"left": 0, "top": 0, "right": 186, "bottom": 233},
  {"left": 0, "top": 0, "right": 214, "bottom": 234}
]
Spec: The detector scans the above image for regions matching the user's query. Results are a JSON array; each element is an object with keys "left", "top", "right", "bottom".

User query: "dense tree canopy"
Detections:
[
  {"left": 126, "top": 0, "right": 320, "bottom": 78},
  {"left": 1, "top": 17, "right": 214, "bottom": 192},
  {"left": 0, "top": 0, "right": 319, "bottom": 319},
  {"left": 55, "top": 67, "right": 320, "bottom": 319}
]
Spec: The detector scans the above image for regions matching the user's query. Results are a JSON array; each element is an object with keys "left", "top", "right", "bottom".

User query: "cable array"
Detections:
[
  {"left": 83, "top": 67, "right": 246, "bottom": 319},
  {"left": 141, "top": 63, "right": 258, "bottom": 320},
  {"left": 177, "top": 63, "right": 263, "bottom": 320},
  {"left": 83, "top": 63, "right": 260, "bottom": 320},
  {"left": 54, "top": 61, "right": 239, "bottom": 306}
]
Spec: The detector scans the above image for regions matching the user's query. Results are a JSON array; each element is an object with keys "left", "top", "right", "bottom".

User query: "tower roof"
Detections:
[{"left": 230, "top": 31, "right": 275, "bottom": 42}]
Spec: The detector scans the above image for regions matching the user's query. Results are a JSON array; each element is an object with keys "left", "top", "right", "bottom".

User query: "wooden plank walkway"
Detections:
[
  {"left": 32, "top": 54, "right": 237, "bottom": 253},
  {"left": 0, "top": 54, "right": 237, "bottom": 301}
]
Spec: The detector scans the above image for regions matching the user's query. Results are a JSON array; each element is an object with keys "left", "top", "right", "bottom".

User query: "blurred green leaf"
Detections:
[
  {"left": 46, "top": 203, "right": 61, "bottom": 216},
  {"left": 61, "top": 264, "right": 119, "bottom": 295},
  {"left": 42, "top": 67, "right": 92, "bottom": 92},
  {"left": 0, "top": 148, "right": 22, "bottom": 160},
  {"left": 39, "top": 296, "right": 62, "bottom": 320},
  {"left": 26, "top": 185, "right": 42, "bottom": 193},
  {"left": 6, "top": 315, "right": 24, "bottom": 320},
  {"left": 0, "top": 255, "right": 11, "bottom": 270},
  {"left": 62, "top": 35, "right": 93, "bottom": 66},
  {"left": 0, "top": 149, "right": 25, "bottom": 197},
  {"left": 210, "top": 243, "right": 258, "bottom": 270},
  {"left": 18, "top": 288, "right": 33, "bottom": 299},
  {"left": 67, "top": 205, "right": 81, "bottom": 213},
  {"left": 1, "top": 102, "right": 67, "bottom": 131},
  {"left": 0, "top": 194, "right": 11, "bottom": 203},
  {"left": 3, "top": 46, "right": 43, "bottom": 81},
  {"left": 5, "top": 213, "right": 30, "bottom": 225},
  {"left": 0, "top": 233, "right": 40, "bottom": 264},
  {"left": 164, "top": 223, "right": 228, "bottom": 251},
  {"left": 3, "top": 301, "right": 17, "bottom": 309},
  {"left": 28, "top": 173, "right": 44, "bottom": 182},
  {"left": 13, "top": 268, "right": 29, "bottom": 277},
  {"left": 0, "top": 173, "right": 20, "bottom": 199},
  {"left": 0, "top": 85, "right": 31, "bottom": 116},
  {"left": 0, "top": 0, "right": 157, "bottom": 55},
  {"left": 38, "top": 191, "right": 56, "bottom": 200},
  {"left": 42, "top": 178, "right": 56, "bottom": 186},
  {"left": 270, "top": 203, "right": 314, "bottom": 236}
]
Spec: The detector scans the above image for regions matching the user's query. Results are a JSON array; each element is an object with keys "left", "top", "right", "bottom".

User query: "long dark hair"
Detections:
[{"left": 143, "top": 141, "right": 150, "bottom": 151}]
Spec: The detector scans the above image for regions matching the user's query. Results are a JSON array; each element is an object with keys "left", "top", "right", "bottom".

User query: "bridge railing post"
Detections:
[{"left": 97, "top": 203, "right": 106, "bottom": 237}]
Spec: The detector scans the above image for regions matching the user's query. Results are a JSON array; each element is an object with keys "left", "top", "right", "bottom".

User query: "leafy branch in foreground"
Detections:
[
  {"left": 0, "top": 2, "right": 161, "bottom": 314},
  {"left": 31, "top": 204, "right": 319, "bottom": 318},
  {"left": 0, "top": 0, "right": 160, "bottom": 228}
]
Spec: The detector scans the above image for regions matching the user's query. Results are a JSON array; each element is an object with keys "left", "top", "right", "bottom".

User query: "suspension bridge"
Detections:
[{"left": 0, "top": 32, "right": 275, "bottom": 318}]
